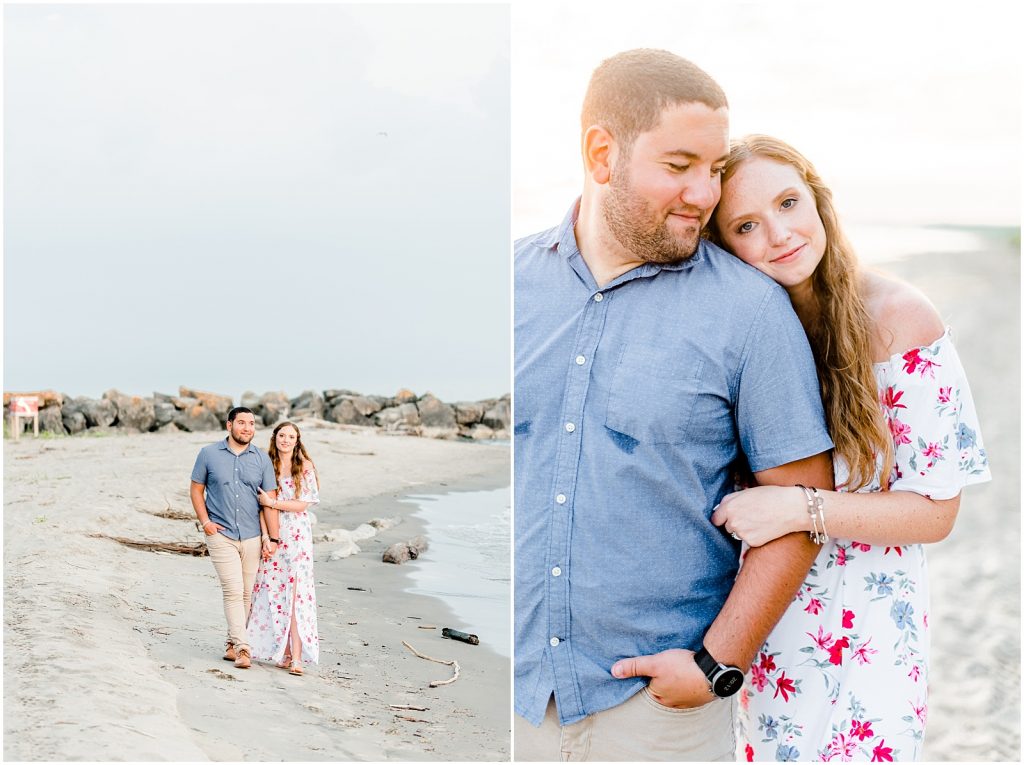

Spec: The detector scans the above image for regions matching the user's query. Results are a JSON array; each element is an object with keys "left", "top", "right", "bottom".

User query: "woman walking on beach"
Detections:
[
  {"left": 247, "top": 421, "right": 321, "bottom": 675},
  {"left": 707, "top": 135, "right": 990, "bottom": 761}
]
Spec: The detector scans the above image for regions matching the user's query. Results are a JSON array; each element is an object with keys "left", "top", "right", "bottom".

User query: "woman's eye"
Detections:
[
  {"left": 711, "top": 166, "right": 725, "bottom": 176},
  {"left": 780, "top": 197, "right": 797, "bottom": 209},
  {"left": 737, "top": 221, "right": 755, "bottom": 234}
]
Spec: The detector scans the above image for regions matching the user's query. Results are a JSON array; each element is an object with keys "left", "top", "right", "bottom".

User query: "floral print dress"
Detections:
[
  {"left": 740, "top": 331, "right": 990, "bottom": 762},
  {"left": 247, "top": 467, "right": 320, "bottom": 664}
]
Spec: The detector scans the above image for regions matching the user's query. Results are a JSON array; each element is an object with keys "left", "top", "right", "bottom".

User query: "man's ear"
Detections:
[{"left": 582, "top": 125, "right": 615, "bottom": 185}]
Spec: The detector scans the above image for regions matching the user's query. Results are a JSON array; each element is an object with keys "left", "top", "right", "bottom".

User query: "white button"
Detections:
[
  {"left": 593, "top": 293, "right": 604, "bottom": 302},
  {"left": 550, "top": 637, "right": 560, "bottom": 647},
  {"left": 552, "top": 567, "right": 562, "bottom": 577},
  {"left": 575, "top": 355, "right": 586, "bottom": 365},
  {"left": 556, "top": 494, "right": 567, "bottom": 505},
  {"left": 565, "top": 422, "right": 575, "bottom": 433}
]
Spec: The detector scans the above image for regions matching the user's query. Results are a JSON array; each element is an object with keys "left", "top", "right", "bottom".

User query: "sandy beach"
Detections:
[
  {"left": 3, "top": 425, "right": 511, "bottom": 761},
  {"left": 875, "top": 228, "right": 1020, "bottom": 761}
]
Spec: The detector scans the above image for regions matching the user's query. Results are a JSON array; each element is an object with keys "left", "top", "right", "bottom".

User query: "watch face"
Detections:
[{"left": 713, "top": 668, "right": 744, "bottom": 697}]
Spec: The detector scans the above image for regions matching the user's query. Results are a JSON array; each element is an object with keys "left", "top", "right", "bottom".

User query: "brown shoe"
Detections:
[
  {"left": 234, "top": 647, "right": 251, "bottom": 669},
  {"left": 223, "top": 643, "right": 236, "bottom": 662}
]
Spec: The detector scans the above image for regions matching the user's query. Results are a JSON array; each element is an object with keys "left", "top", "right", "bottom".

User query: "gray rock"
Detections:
[
  {"left": 62, "top": 409, "right": 88, "bottom": 435},
  {"left": 173, "top": 404, "right": 222, "bottom": 432},
  {"left": 259, "top": 391, "right": 290, "bottom": 426},
  {"left": 154, "top": 422, "right": 182, "bottom": 434},
  {"left": 171, "top": 396, "right": 199, "bottom": 411},
  {"left": 76, "top": 397, "right": 117, "bottom": 428},
  {"left": 153, "top": 391, "right": 176, "bottom": 405},
  {"left": 382, "top": 536, "right": 428, "bottom": 564},
  {"left": 350, "top": 395, "right": 383, "bottom": 417},
  {"left": 323, "top": 389, "right": 361, "bottom": 404},
  {"left": 240, "top": 391, "right": 260, "bottom": 410},
  {"left": 105, "top": 389, "right": 155, "bottom": 431},
  {"left": 481, "top": 399, "right": 510, "bottom": 431},
  {"left": 460, "top": 422, "right": 495, "bottom": 440},
  {"left": 290, "top": 390, "right": 325, "bottom": 419},
  {"left": 394, "top": 388, "right": 418, "bottom": 404},
  {"left": 417, "top": 394, "right": 456, "bottom": 429},
  {"left": 179, "top": 387, "right": 233, "bottom": 420},
  {"left": 453, "top": 401, "right": 486, "bottom": 425},
  {"left": 153, "top": 401, "right": 176, "bottom": 428},
  {"left": 38, "top": 405, "right": 67, "bottom": 435},
  {"left": 328, "top": 399, "right": 371, "bottom": 426},
  {"left": 375, "top": 403, "right": 421, "bottom": 431}
]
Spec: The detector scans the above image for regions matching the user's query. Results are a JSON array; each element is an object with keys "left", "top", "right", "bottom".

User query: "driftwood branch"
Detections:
[
  {"left": 401, "top": 640, "right": 461, "bottom": 687},
  {"left": 88, "top": 534, "right": 208, "bottom": 557}
]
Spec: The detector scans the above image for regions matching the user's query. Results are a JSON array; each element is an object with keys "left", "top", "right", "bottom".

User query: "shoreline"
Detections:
[{"left": 3, "top": 426, "right": 511, "bottom": 761}]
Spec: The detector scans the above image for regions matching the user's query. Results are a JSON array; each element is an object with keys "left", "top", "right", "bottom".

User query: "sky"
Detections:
[
  {"left": 4, "top": 3, "right": 511, "bottom": 403},
  {"left": 512, "top": 1, "right": 1021, "bottom": 243}
]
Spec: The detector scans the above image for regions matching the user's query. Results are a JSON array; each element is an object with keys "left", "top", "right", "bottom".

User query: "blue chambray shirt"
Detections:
[
  {"left": 514, "top": 201, "right": 833, "bottom": 726},
  {"left": 191, "top": 439, "right": 277, "bottom": 541}
]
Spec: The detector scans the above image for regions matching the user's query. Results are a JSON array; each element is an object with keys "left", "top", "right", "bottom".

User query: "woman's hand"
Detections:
[
  {"left": 257, "top": 488, "right": 275, "bottom": 508},
  {"left": 262, "top": 538, "right": 278, "bottom": 561},
  {"left": 711, "top": 486, "right": 808, "bottom": 547}
]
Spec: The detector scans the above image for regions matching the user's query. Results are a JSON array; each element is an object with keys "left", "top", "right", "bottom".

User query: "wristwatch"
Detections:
[
  {"left": 269, "top": 537, "right": 281, "bottom": 544},
  {"left": 694, "top": 646, "right": 744, "bottom": 698}
]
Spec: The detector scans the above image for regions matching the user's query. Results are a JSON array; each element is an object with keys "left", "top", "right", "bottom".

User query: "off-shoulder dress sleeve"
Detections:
[
  {"left": 878, "top": 329, "right": 991, "bottom": 499},
  {"left": 298, "top": 466, "right": 320, "bottom": 505}
]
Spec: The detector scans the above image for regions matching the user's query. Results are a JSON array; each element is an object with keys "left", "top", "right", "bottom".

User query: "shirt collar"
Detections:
[{"left": 545, "top": 197, "right": 706, "bottom": 274}]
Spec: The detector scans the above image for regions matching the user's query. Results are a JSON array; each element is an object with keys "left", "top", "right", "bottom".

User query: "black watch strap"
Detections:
[
  {"left": 694, "top": 646, "right": 719, "bottom": 676},
  {"left": 269, "top": 537, "right": 281, "bottom": 544}
]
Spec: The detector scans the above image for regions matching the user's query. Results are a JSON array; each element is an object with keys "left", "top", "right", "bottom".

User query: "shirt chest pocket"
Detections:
[{"left": 604, "top": 344, "right": 706, "bottom": 445}]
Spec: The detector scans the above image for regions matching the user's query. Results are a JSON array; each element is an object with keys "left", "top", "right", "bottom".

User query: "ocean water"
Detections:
[{"left": 400, "top": 486, "right": 511, "bottom": 657}]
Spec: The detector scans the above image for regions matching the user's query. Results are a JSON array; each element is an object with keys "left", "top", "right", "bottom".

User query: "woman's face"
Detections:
[
  {"left": 275, "top": 425, "right": 298, "bottom": 453},
  {"left": 715, "top": 156, "right": 827, "bottom": 290}
]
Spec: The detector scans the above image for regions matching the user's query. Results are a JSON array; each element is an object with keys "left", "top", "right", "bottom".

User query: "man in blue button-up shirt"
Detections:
[
  {"left": 514, "top": 50, "right": 834, "bottom": 761},
  {"left": 190, "top": 407, "right": 278, "bottom": 669}
]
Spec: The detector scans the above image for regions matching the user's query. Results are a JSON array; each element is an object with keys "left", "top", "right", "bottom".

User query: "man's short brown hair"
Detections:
[{"left": 581, "top": 49, "right": 728, "bottom": 155}]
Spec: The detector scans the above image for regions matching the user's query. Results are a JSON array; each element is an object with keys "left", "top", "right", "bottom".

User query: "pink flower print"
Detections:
[
  {"left": 749, "top": 663, "right": 769, "bottom": 692},
  {"left": 739, "top": 688, "right": 750, "bottom": 711},
  {"left": 852, "top": 638, "right": 878, "bottom": 665},
  {"left": 871, "top": 740, "right": 894, "bottom": 762},
  {"left": 910, "top": 700, "right": 928, "bottom": 725},
  {"left": 902, "top": 348, "right": 940, "bottom": 378},
  {"left": 745, "top": 743, "right": 754, "bottom": 762},
  {"left": 880, "top": 386, "right": 907, "bottom": 410},
  {"left": 773, "top": 671, "right": 797, "bottom": 702},
  {"left": 835, "top": 546, "right": 848, "bottom": 566},
  {"left": 937, "top": 386, "right": 952, "bottom": 404},
  {"left": 827, "top": 636, "right": 849, "bottom": 666},
  {"left": 807, "top": 625, "right": 835, "bottom": 651},
  {"left": 842, "top": 609, "right": 855, "bottom": 629},
  {"left": 884, "top": 546, "right": 904, "bottom": 556},
  {"left": 759, "top": 652, "right": 777, "bottom": 673},
  {"left": 924, "top": 612, "right": 929, "bottom": 629},
  {"left": 888, "top": 417, "right": 912, "bottom": 446},
  {"left": 825, "top": 732, "right": 857, "bottom": 761},
  {"left": 851, "top": 541, "right": 871, "bottom": 552},
  {"left": 908, "top": 665, "right": 921, "bottom": 682},
  {"left": 850, "top": 719, "right": 874, "bottom": 741},
  {"left": 804, "top": 597, "right": 824, "bottom": 615}
]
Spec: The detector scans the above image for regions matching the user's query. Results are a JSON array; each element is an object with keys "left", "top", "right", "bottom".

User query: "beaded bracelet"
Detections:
[{"left": 796, "top": 484, "right": 829, "bottom": 544}]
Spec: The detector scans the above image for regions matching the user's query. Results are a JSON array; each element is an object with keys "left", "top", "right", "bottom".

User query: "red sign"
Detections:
[{"left": 11, "top": 396, "right": 39, "bottom": 415}]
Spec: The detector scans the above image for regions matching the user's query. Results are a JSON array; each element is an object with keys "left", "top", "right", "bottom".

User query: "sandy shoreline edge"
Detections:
[{"left": 4, "top": 427, "right": 511, "bottom": 761}]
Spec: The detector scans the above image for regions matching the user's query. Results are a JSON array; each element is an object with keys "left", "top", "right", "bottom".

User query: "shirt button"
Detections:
[
  {"left": 565, "top": 422, "right": 575, "bottom": 433},
  {"left": 556, "top": 494, "right": 567, "bottom": 505},
  {"left": 575, "top": 355, "right": 586, "bottom": 365},
  {"left": 550, "top": 637, "right": 560, "bottom": 647},
  {"left": 593, "top": 293, "right": 604, "bottom": 302},
  {"left": 551, "top": 567, "right": 562, "bottom": 577}
]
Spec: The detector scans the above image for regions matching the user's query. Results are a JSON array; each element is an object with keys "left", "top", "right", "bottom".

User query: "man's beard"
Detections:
[
  {"left": 602, "top": 163, "right": 702, "bottom": 265},
  {"left": 231, "top": 430, "right": 254, "bottom": 445}
]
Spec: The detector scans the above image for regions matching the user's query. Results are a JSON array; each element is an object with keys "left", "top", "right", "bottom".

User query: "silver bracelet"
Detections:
[{"left": 797, "top": 485, "right": 829, "bottom": 545}]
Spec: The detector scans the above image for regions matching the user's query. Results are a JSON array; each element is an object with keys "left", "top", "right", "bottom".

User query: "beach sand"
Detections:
[
  {"left": 875, "top": 229, "right": 1020, "bottom": 761},
  {"left": 3, "top": 425, "right": 511, "bottom": 761}
]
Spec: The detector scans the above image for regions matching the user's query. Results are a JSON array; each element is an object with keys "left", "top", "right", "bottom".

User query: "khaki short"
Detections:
[{"left": 514, "top": 690, "right": 736, "bottom": 762}]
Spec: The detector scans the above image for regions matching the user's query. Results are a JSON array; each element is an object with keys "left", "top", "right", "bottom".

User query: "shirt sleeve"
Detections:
[
  {"left": 883, "top": 331, "right": 991, "bottom": 498},
  {"left": 298, "top": 467, "right": 320, "bottom": 505},
  {"left": 261, "top": 453, "right": 278, "bottom": 491},
  {"left": 190, "top": 448, "right": 208, "bottom": 484},
  {"left": 735, "top": 286, "right": 834, "bottom": 472}
]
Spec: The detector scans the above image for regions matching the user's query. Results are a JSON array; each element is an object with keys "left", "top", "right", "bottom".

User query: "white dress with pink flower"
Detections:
[
  {"left": 739, "top": 331, "right": 990, "bottom": 762},
  {"left": 247, "top": 467, "right": 320, "bottom": 664}
]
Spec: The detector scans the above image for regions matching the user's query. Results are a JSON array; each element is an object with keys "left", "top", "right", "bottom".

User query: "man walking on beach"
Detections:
[
  {"left": 190, "top": 407, "right": 278, "bottom": 669},
  {"left": 513, "top": 49, "right": 834, "bottom": 761}
]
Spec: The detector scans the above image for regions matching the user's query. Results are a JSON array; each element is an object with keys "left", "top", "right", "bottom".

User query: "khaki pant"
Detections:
[
  {"left": 206, "top": 532, "right": 262, "bottom": 650},
  {"left": 514, "top": 691, "right": 736, "bottom": 762}
]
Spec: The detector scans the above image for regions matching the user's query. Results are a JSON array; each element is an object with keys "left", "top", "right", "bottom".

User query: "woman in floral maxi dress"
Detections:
[
  {"left": 708, "top": 136, "right": 990, "bottom": 761},
  {"left": 247, "top": 421, "right": 320, "bottom": 675}
]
